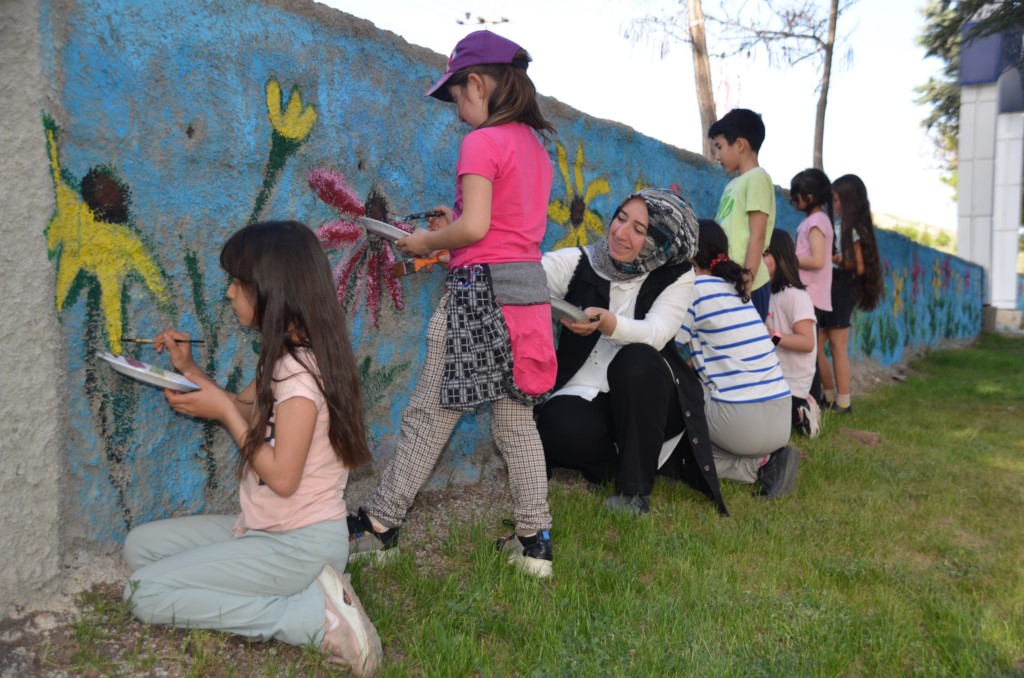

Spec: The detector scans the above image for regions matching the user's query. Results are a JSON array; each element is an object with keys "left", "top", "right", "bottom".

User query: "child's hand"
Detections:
[
  {"left": 153, "top": 328, "right": 201, "bottom": 376},
  {"left": 397, "top": 229, "right": 435, "bottom": 258},
  {"left": 832, "top": 253, "right": 843, "bottom": 265},
  {"left": 427, "top": 206, "right": 452, "bottom": 231},
  {"left": 164, "top": 380, "right": 234, "bottom": 423}
]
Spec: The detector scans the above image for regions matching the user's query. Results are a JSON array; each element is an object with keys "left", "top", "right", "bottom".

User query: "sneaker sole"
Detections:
[
  {"left": 316, "top": 566, "right": 382, "bottom": 676},
  {"left": 506, "top": 552, "right": 553, "bottom": 578},
  {"left": 348, "top": 546, "right": 400, "bottom": 565}
]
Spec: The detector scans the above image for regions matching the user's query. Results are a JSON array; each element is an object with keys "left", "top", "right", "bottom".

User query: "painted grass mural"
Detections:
[{"left": 38, "top": 0, "right": 982, "bottom": 544}]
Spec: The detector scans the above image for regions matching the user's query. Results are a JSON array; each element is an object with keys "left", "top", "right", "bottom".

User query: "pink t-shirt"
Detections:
[
  {"left": 234, "top": 351, "right": 348, "bottom": 534},
  {"left": 796, "top": 211, "right": 834, "bottom": 311},
  {"left": 449, "top": 123, "right": 553, "bottom": 268},
  {"left": 448, "top": 122, "right": 556, "bottom": 397},
  {"left": 769, "top": 286, "right": 817, "bottom": 399}
]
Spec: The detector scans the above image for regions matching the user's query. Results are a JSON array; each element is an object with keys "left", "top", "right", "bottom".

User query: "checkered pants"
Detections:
[{"left": 366, "top": 294, "right": 552, "bottom": 533}]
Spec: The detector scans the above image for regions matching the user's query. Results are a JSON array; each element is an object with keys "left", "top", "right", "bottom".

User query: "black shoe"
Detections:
[
  {"left": 603, "top": 494, "right": 650, "bottom": 516},
  {"left": 347, "top": 507, "right": 399, "bottom": 562},
  {"left": 825, "top": 401, "right": 852, "bottom": 415},
  {"left": 757, "top": 447, "right": 800, "bottom": 499},
  {"left": 496, "top": 529, "right": 553, "bottom": 578}
]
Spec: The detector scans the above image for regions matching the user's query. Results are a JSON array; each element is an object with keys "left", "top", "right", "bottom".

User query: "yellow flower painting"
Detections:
[
  {"left": 44, "top": 116, "right": 168, "bottom": 354},
  {"left": 548, "top": 140, "right": 610, "bottom": 249}
]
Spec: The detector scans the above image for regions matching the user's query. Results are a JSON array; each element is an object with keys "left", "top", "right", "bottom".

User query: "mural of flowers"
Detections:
[
  {"left": 548, "top": 139, "right": 610, "bottom": 249},
  {"left": 891, "top": 266, "right": 908, "bottom": 315},
  {"left": 43, "top": 114, "right": 170, "bottom": 354},
  {"left": 249, "top": 79, "right": 317, "bottom": 224},
  {"left": 309, "top": 167, "right": 409, "bottom": 326}
]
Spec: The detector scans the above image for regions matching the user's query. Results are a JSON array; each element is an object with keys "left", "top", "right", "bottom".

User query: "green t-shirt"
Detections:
[{"left": 714, "top": 166, "right": 776, "bottom": 291}]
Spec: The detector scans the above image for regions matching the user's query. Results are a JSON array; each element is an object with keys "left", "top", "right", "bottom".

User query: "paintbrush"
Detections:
[
  {"left": 392, "top": 251, "right": 448, "bottom": 277},
  {"left": 400, "top": 210, "right": 444, "bottom": 221},
  {"left": 123, "top": 338, "right": 206, "bottom": 345}
]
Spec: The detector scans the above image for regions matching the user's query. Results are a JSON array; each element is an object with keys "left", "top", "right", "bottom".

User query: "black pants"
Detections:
[{"left": 537, "top": 344, "right": 686, "bottom": 495}]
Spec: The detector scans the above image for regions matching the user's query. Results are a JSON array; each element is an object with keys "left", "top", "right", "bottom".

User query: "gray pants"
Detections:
[
  {"left": 367, "top": 297, "right": 552, "bottom": 533},
  {"left": 123, "top": 514, "right": 347, "bottom": 646},
  {"left": 705, "top": 394, "right": 792, "bottom": 484}
]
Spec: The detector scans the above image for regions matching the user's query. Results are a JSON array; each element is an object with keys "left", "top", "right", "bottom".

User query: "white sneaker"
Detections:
[{"left": 317, "top": 565, "right": 382, "bottom": 677}]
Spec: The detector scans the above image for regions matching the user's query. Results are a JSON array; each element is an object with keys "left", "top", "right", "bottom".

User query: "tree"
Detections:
[
  {"left": 626, "top": 0, "right": 856, "bottom": 169},
  {"left": 625, "top": 0, "right": 718, "bottom": 161}
]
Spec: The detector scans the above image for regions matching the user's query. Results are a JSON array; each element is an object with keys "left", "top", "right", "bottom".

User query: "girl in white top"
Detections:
[
  {"left": 764, "top": 229, "right": 820, "bottom": 437},
  {"left": 122, "top": 221, "right": 381, "bottom": 676},
  {"left": 676, "top": 220, "right": 799, "bottom": 499}
]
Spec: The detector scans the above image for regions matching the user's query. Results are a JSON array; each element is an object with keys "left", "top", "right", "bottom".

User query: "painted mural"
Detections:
[{"left": 38, "top": 0, "right": 983, "bottom": 544}]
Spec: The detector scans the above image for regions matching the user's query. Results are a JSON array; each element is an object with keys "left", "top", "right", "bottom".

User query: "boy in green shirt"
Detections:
[{"left": 708, "top": 109, "right": 775, "bottom": 320}]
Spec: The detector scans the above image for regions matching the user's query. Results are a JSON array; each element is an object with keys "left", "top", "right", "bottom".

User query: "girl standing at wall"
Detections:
[
  {"left": 789, "top": 168, "right": 834, "bottom": 319},
  {"left": 123, "top": 221, "right": 381, "bottom": 676},
  {"left": 817, "top": 174, "right": 884, "bottom": 414},
  {"left": 347, "top": 31, "right": 558, "bottom": 578},
  {"left": 764, "top": 229, "right": 820, "bottom": 437}
]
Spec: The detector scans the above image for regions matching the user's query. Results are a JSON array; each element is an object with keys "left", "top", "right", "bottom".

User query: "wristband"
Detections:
[{"left": 771, "top": 331, "right": 782, "bottom": 346}]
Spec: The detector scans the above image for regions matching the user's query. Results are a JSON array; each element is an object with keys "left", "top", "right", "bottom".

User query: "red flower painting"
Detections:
[{"left": 308, "top": 168, "right": 411, "bottom": 326}]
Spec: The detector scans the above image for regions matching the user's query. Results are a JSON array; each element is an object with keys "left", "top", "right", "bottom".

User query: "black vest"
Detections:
[{"left": 555, "top": 251, "right": 728, "bottom": 516}]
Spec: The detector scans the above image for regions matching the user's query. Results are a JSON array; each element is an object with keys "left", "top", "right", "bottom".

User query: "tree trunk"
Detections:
[
  {"left": 813, "top": 0, "right": 839, "bottom": 169},
  {"left": 688, "top": 0, "right": 717, "bottom": 161}
]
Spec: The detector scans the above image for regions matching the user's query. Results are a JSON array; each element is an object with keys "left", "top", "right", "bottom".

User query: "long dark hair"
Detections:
[
  {"left": 220, "top": 220, "right": 371, "bottom": 476},
  {"left": 695, "top": 219, "right": 749, "bottom": 302},
  {"left": 789, "top": 168, "right": 833, "bottom": 223},
  {"left": 446, "top": 50, "right": 555, "bottom": 138},
  {"left": 766, "top": 229, "right": 806, "bottom": 294},
  {"left": 832, "top": 174, "right": 883, "bottom": 311}
]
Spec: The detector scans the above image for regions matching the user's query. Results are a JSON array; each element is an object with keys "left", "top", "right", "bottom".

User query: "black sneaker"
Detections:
[
  {"left": 496, "top": 529, "right": 553, "bottom": 578},
  {"left": 757, "top": 447, "right": 800, "bottom": 499},
  {"left": 347, "top": 507, "right": 399, "bottom": 563},
  {"left": 603, "top": 493, "right": 650, "bottom": 516}
]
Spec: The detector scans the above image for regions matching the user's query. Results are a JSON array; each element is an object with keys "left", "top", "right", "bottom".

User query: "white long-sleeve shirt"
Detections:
[{"left": 542, "top": 247, "right": 696, "bottom": 401}]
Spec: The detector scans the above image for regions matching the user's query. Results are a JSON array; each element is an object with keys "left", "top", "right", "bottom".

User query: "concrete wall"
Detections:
[
  {"left": 0, "top": 0, "right": 984, "bottom": 614},
  {"left": 0, "top": 0, "right": 66, "bottom": 617}
]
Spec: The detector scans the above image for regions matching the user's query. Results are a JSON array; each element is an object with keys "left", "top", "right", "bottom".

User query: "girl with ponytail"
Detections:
[{"left": 675, "top": 220, "right": 799, "bottom": 499}]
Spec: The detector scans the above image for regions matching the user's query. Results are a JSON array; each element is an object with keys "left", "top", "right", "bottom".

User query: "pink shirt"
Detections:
[
  {"left": 796, "top": 211, "right": 834, "bottom": 311},
  {"left": 769, "top": 286, "right": 817, "bottom": 399},
  {"left": 234, "top": 351, "right": 348, "bottom": 534},
  {"left": 449, "top": 123, "right": 553, "bottom": 268}
]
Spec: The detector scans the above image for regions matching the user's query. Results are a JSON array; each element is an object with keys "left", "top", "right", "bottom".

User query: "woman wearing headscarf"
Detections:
[{"left": 538, "top": 188, "right": 727, "bottom": 516}]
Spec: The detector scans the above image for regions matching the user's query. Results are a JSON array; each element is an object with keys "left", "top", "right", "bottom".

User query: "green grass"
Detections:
[
  {"left": 56, "top": 334, "right": 1024, "bottom": 676},
  {"left": 360, "top": 334, "right": 1024, "bottom": 677}
]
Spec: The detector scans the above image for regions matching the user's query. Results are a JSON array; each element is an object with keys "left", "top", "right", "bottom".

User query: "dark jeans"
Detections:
[
  {"left": 751, "top": 283, "right": 770, "bottom": 322},
  {"left": 537, "top": 344, "right": 686, "bottom": 496}
]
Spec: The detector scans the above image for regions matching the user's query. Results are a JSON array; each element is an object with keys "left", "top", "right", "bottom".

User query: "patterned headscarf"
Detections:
[{"left": 584, "top": 188, "right": 699, "bottom": 281}]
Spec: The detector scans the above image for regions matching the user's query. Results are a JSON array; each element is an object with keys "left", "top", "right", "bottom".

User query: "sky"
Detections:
[{"left": 320, "top": 0, "right": 957, "bottom": 233}]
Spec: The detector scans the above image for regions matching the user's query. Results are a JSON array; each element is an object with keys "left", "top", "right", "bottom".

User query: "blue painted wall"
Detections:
[{"left": 38, "top": 0, "right": 983, "bottom": 544}]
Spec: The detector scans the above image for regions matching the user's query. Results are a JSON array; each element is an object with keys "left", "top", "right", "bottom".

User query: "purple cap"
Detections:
[{"left": 425, "top": 31, "right": 528, "bottom": 101}]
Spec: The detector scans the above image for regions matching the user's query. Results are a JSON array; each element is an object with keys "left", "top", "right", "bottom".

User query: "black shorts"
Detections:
[{"left": 816, "top": 271, "right": 855, "bottom": 330}]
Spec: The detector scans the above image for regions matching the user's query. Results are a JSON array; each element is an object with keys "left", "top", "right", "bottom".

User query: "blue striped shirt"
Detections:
[{"left": 675, "top": 275, "right": 791, "bottom": 403}]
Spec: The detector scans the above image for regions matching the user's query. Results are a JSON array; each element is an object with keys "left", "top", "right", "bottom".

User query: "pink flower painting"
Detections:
[{"left": 309, "top": 168, "right": 412, "bottom": 326}]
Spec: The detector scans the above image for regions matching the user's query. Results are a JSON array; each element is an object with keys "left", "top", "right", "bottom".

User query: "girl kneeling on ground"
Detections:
[{"left": 122, "top": 221, "right": 381, "bottom": 677}]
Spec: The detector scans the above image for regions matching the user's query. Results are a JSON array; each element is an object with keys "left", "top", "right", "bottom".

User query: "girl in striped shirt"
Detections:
[{"left": 676, "top": 220, "right": 799, "bottom": 498}]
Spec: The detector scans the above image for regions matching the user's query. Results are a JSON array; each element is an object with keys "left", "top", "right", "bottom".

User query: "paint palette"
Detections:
[
  {"left": 96, "top": 351, "right": 200, "bottom": 392},
  {"left": 549, "top": 296, "right": 590, "bottom": 323},
  {"left": 356, "top": 216, "right": 410, "bottom": 242}
]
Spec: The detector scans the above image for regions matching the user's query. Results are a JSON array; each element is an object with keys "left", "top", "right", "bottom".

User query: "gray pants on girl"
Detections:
[
  {"left": 366, "top": 298, "right": 552, "bottom": 533},
  {"left": 123, "top": 514, "right": 347, "bottom": 646},
  {"left": 704, "top": 394, "right": 792, "bottom": 484}
]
